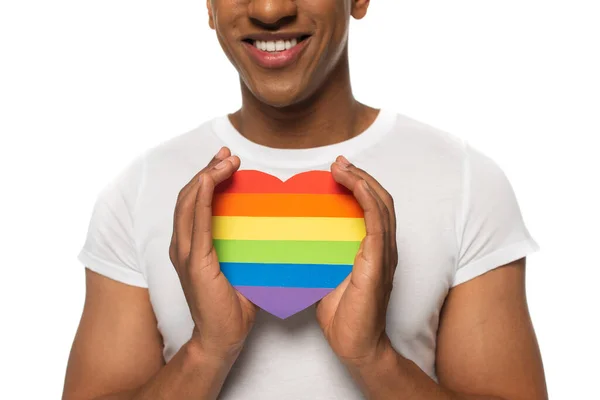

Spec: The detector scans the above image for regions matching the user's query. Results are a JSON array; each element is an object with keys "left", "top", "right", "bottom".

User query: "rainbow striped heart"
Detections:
[{"left": 212, "top": 170, "right": 366, "bottom": 319}]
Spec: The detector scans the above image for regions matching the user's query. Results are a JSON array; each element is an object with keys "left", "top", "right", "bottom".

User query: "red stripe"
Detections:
[{"left": 215, "top": 170, "right": 352, "bottom": 195}]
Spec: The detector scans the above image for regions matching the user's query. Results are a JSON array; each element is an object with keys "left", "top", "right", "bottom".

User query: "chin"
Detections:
[{"left": 252, "top": 85, "right": 307, "bottom": 109}]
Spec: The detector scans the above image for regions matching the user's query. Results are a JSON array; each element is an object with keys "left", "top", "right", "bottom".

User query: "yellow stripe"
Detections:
[{"left": 212, "top": 216, "right": 366, "bottom": 241}]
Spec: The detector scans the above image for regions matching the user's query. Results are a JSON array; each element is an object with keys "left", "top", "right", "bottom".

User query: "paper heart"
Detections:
[{"left": 212, "top": 170, "right": 366, "bottom": 319}]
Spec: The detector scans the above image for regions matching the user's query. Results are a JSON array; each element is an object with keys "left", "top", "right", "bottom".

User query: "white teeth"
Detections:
[{"left": 253, "top": 37, "right": 303, "bottom": 52}]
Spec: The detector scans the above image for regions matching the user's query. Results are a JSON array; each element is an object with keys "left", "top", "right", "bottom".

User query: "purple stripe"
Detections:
[{"left": 234, "top": 286, "right": 333, "bottom": 319}]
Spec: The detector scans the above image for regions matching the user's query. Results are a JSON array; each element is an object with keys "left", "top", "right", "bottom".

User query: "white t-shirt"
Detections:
[{"left": 77, "top": 108, "right": 539, "bottom": 399}]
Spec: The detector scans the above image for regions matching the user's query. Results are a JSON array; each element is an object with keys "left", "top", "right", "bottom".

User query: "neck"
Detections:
[{"left": 230, "top": 49, "right": 378, "bottom": 150}]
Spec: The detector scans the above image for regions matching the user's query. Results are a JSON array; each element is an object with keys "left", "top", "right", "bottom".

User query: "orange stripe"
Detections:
[{"left": 213, "top": 193, "right": 363, "bottom": 217}]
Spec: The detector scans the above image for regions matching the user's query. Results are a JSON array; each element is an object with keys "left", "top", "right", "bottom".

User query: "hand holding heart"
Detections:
[
  {"left": 316, "top": 156, "right": 398, "bottom": 367},
  {"left": 170, "top": 147, "right": 398, "bottom": 367},
  {"left": 169, "top": 147, "right": 257, "bottom": 362}
]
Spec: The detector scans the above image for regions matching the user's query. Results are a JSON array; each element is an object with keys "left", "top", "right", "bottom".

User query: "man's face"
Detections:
[{"left": 207, "top": 0, "right": 369, "bottom": 107}]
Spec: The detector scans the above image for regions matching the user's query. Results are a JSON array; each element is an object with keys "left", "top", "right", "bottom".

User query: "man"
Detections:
[{"left": 63, "top": 1, "right": 548, "bottom": 399}]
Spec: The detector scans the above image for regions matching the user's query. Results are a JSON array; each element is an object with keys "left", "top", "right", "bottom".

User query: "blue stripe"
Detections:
[{"left": 219, "top": 262, "right": 352, "bottom": 288}]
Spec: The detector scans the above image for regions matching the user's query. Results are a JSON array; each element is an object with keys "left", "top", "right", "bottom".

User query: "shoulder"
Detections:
[
  {"left": 390, "top": 111, "right": 467, "bottom": 155},
  {"left": 379, "top": 110, "right": 511, "bottom": 182},
  {"left": 143, "top": 117, "right": 223, "bottom": 169},
  {"left": 362, "top": 110, "right": 470, "bottom": 194},
  {"left": 98, "top": 117, "right": 223, "bottom": 212},
  {"left": 374, "top": 110, "right": 470, "bottom": 174}
]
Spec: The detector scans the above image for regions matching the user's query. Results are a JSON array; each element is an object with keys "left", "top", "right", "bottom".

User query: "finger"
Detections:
[
  {"left": 331, "top": 161, "right": 390, "bottom": 288},
  {"left": 335, "top": 156, "right": 396, "bottom": 238},
  {"left": 335, "top": 156, "right": 394, "bottom": 214},
  {"left": 316, "top": 273, "right": 350, "bottom": 322},
  {"left": 349, "top": 178, "right": 387, "bottom": 285},
  {"left": 171, "top": 147, "right": 231, "bottom": 267},
  {"left": 188, "top": 155, "right": 241, "bottom": 276},
  {"left": 177, "top": 147, "right": 229, "bottom": 241},
  {"left": 334, "top": 157, "right": 398, "bottom": 271},
  {"left": 330, "top": 161, "right": 390, "bottom": 241},
  {"left": 180, "top": 147, "right": 230, "bottom": 198},
  {"left": 323, "top": 274, "right": 350, "bottom": 306},
  {"left": 172, "top": 182, "right": 200, "bottom": 268}
]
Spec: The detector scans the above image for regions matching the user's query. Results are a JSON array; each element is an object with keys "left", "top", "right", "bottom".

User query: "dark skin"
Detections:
[
  {"left": 209, "top": 0, "right": 380, "bottom": 148},
  {"left": 63, "top": 1, "right": 548, "bottom": 399}
]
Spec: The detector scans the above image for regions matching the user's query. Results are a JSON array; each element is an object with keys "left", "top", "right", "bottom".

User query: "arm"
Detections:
[
  {"left": 320, "top": 156, "right": 547, "bottom": 400},
  {"left": 64, "top": 148, "right": 256, "bottom": 400},
  {"left": 62, "top": 270, "right": 237, "bottom": 400},
  {"left": 345, "top": 257, "right": 548, "bottom": 400}
]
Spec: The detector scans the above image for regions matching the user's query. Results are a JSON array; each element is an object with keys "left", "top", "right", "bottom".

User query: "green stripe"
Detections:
[{"left": 213, "top": 239, "right": 361, "bottom": 265}]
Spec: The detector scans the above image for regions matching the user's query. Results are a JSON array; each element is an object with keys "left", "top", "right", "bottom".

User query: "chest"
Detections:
[{"left": 138, "top": 174, "right": 458, "bottom": 381}]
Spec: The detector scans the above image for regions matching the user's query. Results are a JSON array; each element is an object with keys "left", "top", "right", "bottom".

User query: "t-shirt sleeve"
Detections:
[
  {"left": 77, "top": 152, "right": 148, "bottom": 288},
  {"left": 453, "top": 141, "right": 540, "bottom": 287}
]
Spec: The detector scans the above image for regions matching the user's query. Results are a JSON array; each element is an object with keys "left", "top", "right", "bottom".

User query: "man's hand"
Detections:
[
  {"left": 316, "top": 156, "right": 547, "bottom": 400},
  {"left": 169, "top": 146, "right": 257, "bottom": 362},
  {"left": 316, "top": 155, "right": 397, "bottom": 366},
  {"left": 64, "top": 147, "right": 258, "bottom": 400}
]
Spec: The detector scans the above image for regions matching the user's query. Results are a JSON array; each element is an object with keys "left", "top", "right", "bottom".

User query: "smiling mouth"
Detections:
[{"left": 242, "top": 35, "right": 311, "bottom": 53}]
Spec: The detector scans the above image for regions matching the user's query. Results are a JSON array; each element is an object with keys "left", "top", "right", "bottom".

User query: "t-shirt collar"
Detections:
[{"left": 211, "top": 108, "right": 397, "bottom": 169}]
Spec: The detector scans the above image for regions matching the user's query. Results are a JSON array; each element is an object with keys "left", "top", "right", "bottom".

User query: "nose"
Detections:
[{"left": 248, "top": 0, "right": 297, "bottom": 28}]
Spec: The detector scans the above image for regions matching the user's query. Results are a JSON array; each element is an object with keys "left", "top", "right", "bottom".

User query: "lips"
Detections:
[{"left": 242, "top": 34, "right": 312, "bottom": 69}]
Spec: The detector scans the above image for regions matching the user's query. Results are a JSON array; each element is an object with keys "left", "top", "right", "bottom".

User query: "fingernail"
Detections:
[
  {"left": 334, "top": 161, "right": 348, "bottom": 171},
  {"left": 214, "top": 158, "right": 229, "bottom": 169},
  {"left": 339, "top": 155, "right": 351, "bottom": 166},
  {"left": 215, "top": 147, "right": 227, "bottom": 160},
  {"left": 198, "top": 174, "right": 203, "bottom": 185},
  {"left": 337, "top": 156, "right": 351, "bottom": 170}
]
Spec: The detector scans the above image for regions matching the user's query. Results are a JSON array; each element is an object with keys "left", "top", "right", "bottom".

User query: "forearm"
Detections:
[
  {"left": 95, "top": 340, "right": 238, "bottom": 400},
  {"left": 345, "top": 343, "right": 505, "bottom": 400}
]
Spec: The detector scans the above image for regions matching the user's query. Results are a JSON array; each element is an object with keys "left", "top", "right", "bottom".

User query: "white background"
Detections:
[{"left": 1, "top": 1, "right": 598, "bottom": 398}]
